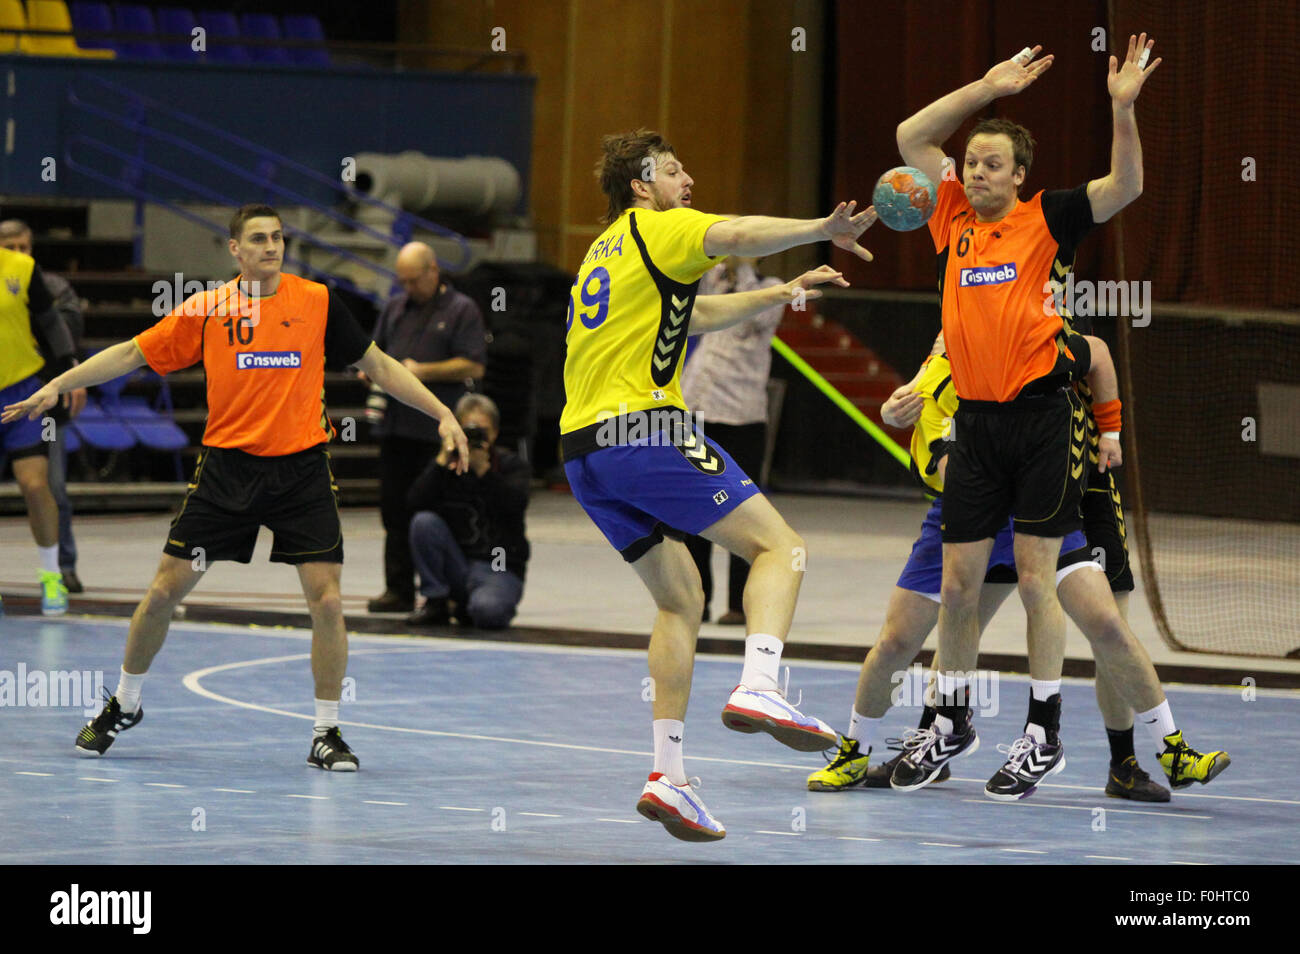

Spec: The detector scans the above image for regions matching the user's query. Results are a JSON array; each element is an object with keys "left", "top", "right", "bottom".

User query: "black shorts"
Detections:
[
  {"left": 1082, "top": 466, "right": 1134, "bottom": 593},
  {"left": 942, "top": 386, "right": 1087, "bottom": 543},
  {"left": 164, "top": 445, "right": 343, "bottom": 565}
]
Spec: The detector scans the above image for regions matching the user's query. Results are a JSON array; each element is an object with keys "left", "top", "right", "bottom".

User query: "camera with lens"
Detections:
[{"left": 463, "top": 425, "right": 491, "bottom": 449}]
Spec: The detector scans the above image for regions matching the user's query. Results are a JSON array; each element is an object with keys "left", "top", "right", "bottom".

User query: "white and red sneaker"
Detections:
[
  {"left": 636, "top": 773, "right": 726, "bottom": 842},
  {"left": 721, "top": 681, "right": 837, "bottom": 752}
]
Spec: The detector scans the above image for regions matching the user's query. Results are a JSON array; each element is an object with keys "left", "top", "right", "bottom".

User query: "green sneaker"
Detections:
[{"left": 40, "top": 570, "right": 68, "bottom": 616}]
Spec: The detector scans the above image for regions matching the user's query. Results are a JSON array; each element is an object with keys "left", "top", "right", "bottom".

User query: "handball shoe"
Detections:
[
  {"left": 890, "top": 719, "right": 979, "bottom": 792},
  {"left": 636, "top": 773, "right": 725, "bottom": 842},
  {"left": 1105, "top": 756, "right": 1170, "bottom": 802},
  {"left": 1158, "top": 731, "right": 1229, "bottom": 789},
  {"left": 41, "top": 571, "right": 68, "bottom": 616},
  {"left": 721, "top": 681, "right": 837, "bottom": 752},
  {"left": 308, "top": 727, "right": 360, "bottom": 771},
  {"left": 76, "top": 692, "right": 142, "bottom": 757},
  {"left": 807, "top": 736, "right": 873, "bottom": 791},
  {"left": 984, "top": 733, "right": 1065, "bottom": 801}
]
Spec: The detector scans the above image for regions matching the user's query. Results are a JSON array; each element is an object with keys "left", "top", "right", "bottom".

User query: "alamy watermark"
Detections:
[
  {"left": 594, "top": 403, "right": 706, "bottom": 447},
  {"left": 1044, "top": 274, "right": 1151, "bottom": 327},
  {"left": 0, "top": 664, "right": 106, "bottom": 717}
]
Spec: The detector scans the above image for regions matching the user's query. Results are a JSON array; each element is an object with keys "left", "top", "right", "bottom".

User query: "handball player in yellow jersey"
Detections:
[{"left": 562, "top": 129, "right": 876, "bottom": 841}]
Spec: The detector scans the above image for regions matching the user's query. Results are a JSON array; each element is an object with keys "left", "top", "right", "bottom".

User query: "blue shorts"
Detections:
[
  {"left": 564, "top": 431, "right": 761, "bottom": 562},
  {"left": 897, "top": 498, "right": 1093, "bottom": 601},
  {"left": 0, "top": 376, "right": 48, "bottom": 460}
]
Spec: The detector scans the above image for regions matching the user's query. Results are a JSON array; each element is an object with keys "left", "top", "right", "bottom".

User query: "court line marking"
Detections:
[
  {"left": 920, "top": 841, "right": 963, "bottom": 847},
  {"left": 50, "top": 613, "right": 1298, "bottom": 695},
  {"left": 15, "top": 771, "right": 53, "bottom": 777},
  {"left": 286, "top": 794, "right": 328, "bottom": 800},
  {"left": 79, "top": 777, "right": 117, "bottom": 783},
  {"left": 440, "top": 806, "right": 482, "bottom": 812},
  {"left": 1169, "top": 861, "right": 1209, "bottom": 866},
  {"left": 1086, "top": 855, "right": 1132, "bottom": 861},
  {"left": 755, "top": 830, "right": 800, "bottom": 836},
  {"left": 837, "top": 836, "right": 881, "bottom": 842},
  {"left": 213, "top": 788, "right": 255, "bottom": 794},
  {"left": 596, "top": 818, "right": 639, "bottom": 824},
  {"left": 1002, "top": 848, "right": 1047, "bottom": 854},
  {"left": 962, "top": 798, "right": 1211, "bottom": 820},
  {"left": 179, "top": 649, "right": 1300, "bottom": 807},
  {"left": 144, "top": 782, "right": 185, "bottom": 788},
  {"left": 364, "top": 800, "right": 407, "bottom": 806},
  {"left": 519, "top": 812, "right": 561, "bottom": 818}
]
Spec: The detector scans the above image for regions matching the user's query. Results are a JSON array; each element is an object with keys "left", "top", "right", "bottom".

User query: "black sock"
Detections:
[
  {"left": 918, "top": 705, "right": 937, "bottom": 730},
  {"left": 936, "top": 688, "right": 970, "bottom": 733},
  {"left": 1026, "top": 692, "right": 1062, "bottom": 745},
  {"left": 1106, "top": 726, "right": 1136, "bottom": 766}
]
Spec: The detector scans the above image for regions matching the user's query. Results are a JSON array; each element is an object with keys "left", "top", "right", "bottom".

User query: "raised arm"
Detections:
[
  {"left": 1087, "top": 34, "right": 1161, "bottom": 223},
  {"left": 702, "top": 204, "right": 877, "bottom": 261},
  {"left": 690, "top": 266, "right": 847, "bottom": 334},
  {"left": 0, "top": 339, "right": 147, "bottom": 423},
  {"left": 896, "top": 45, "right": 1055, "bottom": 186}
]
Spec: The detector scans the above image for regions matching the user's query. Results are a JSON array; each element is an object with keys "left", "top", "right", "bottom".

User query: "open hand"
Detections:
[
  {"left": 1108, "top": 33, "right": 1161, "bottom": 107},
  {"left": 438, "top": 415, "right": 469, "bottom": 475},
  {"left": 982, "top": 44, "right": 1054, "bottom": 97},
  {"left": 778, "top": 265, "right": 850, "bottom": 307},
  {"left": 821, "top": 202, "right": 878, "bottom": 262},
  {"left": 1, "top": 382, "right": 59, "bottom": 424}
]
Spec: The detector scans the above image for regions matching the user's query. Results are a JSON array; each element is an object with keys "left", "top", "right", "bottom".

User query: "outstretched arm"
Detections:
[
  {"left": 0, "top": 339, "right": 147, "bottom": 423},
  {"left": 1088, "top": 33, "right": 1162, "bottom": 223},
  {"left": 702, "top": 204, "right": 878, "bottom": 261},
  {"left": 690, "top": 266, "right": 848, "bottom": 334},
  {"left": 896, "top": 45, "right": 1055, "bottom": 187}
]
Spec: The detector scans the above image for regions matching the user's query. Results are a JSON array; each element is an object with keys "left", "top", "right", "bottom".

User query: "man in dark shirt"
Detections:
[
  {"left": 406, "top": 393, "right": 529, "bottom": 629},
  {"left": 366, "top": 242, "right": 488, "bottom": 613},
  {"left": 1, "top": 219, "right": 88, "bottom": 592}
]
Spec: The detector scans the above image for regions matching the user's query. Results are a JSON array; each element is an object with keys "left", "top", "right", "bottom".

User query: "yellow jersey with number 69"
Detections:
[{"left": 560, "top": 206, "right": 728, "bottom": 458}]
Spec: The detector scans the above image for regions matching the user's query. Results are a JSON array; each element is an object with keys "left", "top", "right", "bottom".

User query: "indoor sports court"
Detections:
[{"left": 1, "top": 0, "right": 1297, "bottom": 889}]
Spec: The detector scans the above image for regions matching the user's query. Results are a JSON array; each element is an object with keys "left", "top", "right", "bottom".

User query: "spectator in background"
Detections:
[
  {"left": 405, "top": 393, "right": 529, "bottom": 629},
  {"left": 681, "top": 256, "right": 785, "bottom": 626},
  {"left": 365, "top": 242, "right": 487, "bottom": 614},
  {"left": 0, "top": 219, "right": 88, "bottom": 595}
]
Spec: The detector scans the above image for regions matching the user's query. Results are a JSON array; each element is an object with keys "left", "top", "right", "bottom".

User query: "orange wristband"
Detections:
[{"left": 1093, "top": 399, "right": 1122, "bottom": 434}]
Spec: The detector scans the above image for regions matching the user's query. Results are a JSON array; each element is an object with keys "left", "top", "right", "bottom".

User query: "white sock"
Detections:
[
  {"left": 740, "top": 633, "right": 782, "bottom": 691},
  {"left": 38, "top": 545, "right": 59, "bottom": 574},
  {"left": 1136, "top": 699, "right": 1176, "bottom": 747},
  {"left": 1030, "top": 679, "right": 1061, "bottom": 701},
  {"left": 653, "top": 719, "right": 687, "bottom": 785},
  {"left": 115, "top": 668, "right": 145, "bottom": 714},
  {"left": 314, "top": 699, "right": 340, "bottom": 736},
  {"left": 846, "top": 709, "right": 881, "bottom": 752}
]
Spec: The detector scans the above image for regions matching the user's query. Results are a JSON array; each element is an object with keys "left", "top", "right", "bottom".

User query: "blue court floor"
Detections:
[{"left": 2, "top": 616, "right": 1296, "bottom": 864}]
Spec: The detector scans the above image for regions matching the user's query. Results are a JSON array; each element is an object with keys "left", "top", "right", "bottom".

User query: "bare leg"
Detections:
[
  {"left": 700, "top": 494, "right": 804, "bottom": 641},
  {"left": 1058, "top": 568, "right": 1163, "bottom": 715},
  {"left": 1014, "top": 534, "right": 1067, "bottom": 682},
  {"left": 936, "top": 538, "right": 995, "bottom": 678},
  {"left": 297, "top": 561, "right": 348, "bottom": 702},
  {"left": 12, "top": 455, "right": 58, "bottom": 549},
  {"left": 630, "top": 539, "right": 704, "bottom": 722},
  {"left": 123, "top": 554, "right": 206, "bottom": 674}
]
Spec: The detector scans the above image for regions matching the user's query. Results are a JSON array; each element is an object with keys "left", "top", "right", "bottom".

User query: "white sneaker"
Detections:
[
  {"left": 721, "top": 679, "right": 837, "bottom": 752},
  {"left": 636, "top": 773, "right": 726, "bottom": 842}
]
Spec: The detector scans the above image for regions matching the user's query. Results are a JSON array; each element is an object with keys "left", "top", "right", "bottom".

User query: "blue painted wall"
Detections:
[{"left": 0, "top": 56, "right": 533, "bottom": 212}]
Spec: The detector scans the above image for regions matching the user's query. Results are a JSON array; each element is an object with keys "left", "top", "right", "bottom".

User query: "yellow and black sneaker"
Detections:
[
  {"left": 807, "top": 735, "right": 872, "bottom": 791},
  {"left": 1157, "top": 731, "right": 1230, "bottom": 789},
  {"left": 1105, "top": 756, "right": 1170, "bottom": 802}
]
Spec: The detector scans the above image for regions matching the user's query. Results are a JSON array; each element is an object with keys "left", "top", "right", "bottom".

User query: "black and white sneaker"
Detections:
[
  {"left": 75, "top": 692, "right": 143, "bottom": 757},
  {"left": 984, "top": 733, "right": 1065, "bottom": 801},
  {"left": 307, "top": 727, "right": 359, "bottom": 772},
  {"left": 890, "top": 720, "right": 979, "bottom": 792}
]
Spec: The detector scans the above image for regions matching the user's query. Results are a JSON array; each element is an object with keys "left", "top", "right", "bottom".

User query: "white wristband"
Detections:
[{"left": 1101, "top": 431, "right": 1120, "bottom": 441}]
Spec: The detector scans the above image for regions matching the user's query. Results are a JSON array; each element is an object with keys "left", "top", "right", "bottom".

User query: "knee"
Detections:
[
  {"left": 306, "top": 587, "right": 344, "bottom": 620},
  {"left": 940, "top": 570, "right": 980, "bottom": 611},
  {"left": 1083, "top": 612, "right": 1128, "bottom": 654},
  {"left": 1016, "top": 570, "right": 1058, "bottom": 612},
  {"left": 15, "top": 468, "right": 47, "bottom": 499},
  {"left": 875, "top": 620, "right": 923, "bottom": 664},
  {"left": 467, "top": 596, "right": 515, "bottom": 630},
  {"left": 143, "top": 575, "right": 186, "bottom": 612},
  {"left": 658, "top": 580, "right": 705, "bottom": 621},
  {"left": 409, "top": 510, "right": 449, "bottom": 544}
]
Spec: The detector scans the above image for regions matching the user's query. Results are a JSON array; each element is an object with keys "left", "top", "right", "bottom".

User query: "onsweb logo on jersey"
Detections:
[
  {"left": 958, "top": 263, "right": 1018, "bottom": 287},
  {"left": 236, "top": 351, "right": 302, "bottom": 370}
]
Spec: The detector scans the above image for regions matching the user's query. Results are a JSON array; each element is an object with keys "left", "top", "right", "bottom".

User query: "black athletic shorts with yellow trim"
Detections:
[
  {"left": 164, "top": 444, "right": 343, "bottom": 565},
  {"left": 941, "top": 384, "right": 1088, "bottom": 543},
  {"left": 1082, "top": 465, "right": 1134, "bottom": 592}
]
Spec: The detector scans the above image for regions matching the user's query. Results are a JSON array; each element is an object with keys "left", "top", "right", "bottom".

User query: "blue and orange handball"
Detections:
[{"left": 871, "top": 166, "right": 937, "bottom": 231}]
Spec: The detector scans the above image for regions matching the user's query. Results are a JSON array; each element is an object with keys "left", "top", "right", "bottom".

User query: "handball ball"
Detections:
[{"left": 872, "top": 166, "right": 937, "bottom": 231}]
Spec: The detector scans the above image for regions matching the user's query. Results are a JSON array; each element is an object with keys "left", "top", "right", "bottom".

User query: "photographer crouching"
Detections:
[{"left": 405, "top": 394, "right": 530, "bottom": 629}]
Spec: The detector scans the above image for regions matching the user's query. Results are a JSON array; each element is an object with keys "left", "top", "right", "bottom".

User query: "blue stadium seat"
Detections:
[
  {"left": 239, "top": 12, "right": 292, "bottom": 65},
  {"left": 70, "top": 397, "right": 136, "bottom": 452},
  {"left": 197, "top": 10, "right": 249, "bottom": 63},
  {"left": 112, "top": 4, "right": 163, "bottom": 61},
  {"left": 68, "top": 1, "right": 116, "bottom": 54},
  {"left": 281, "top": 13, "right": 329, "bottom": 66},
  {"left": 156, "top": 7, "right": 199, "bottom": 62}
]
